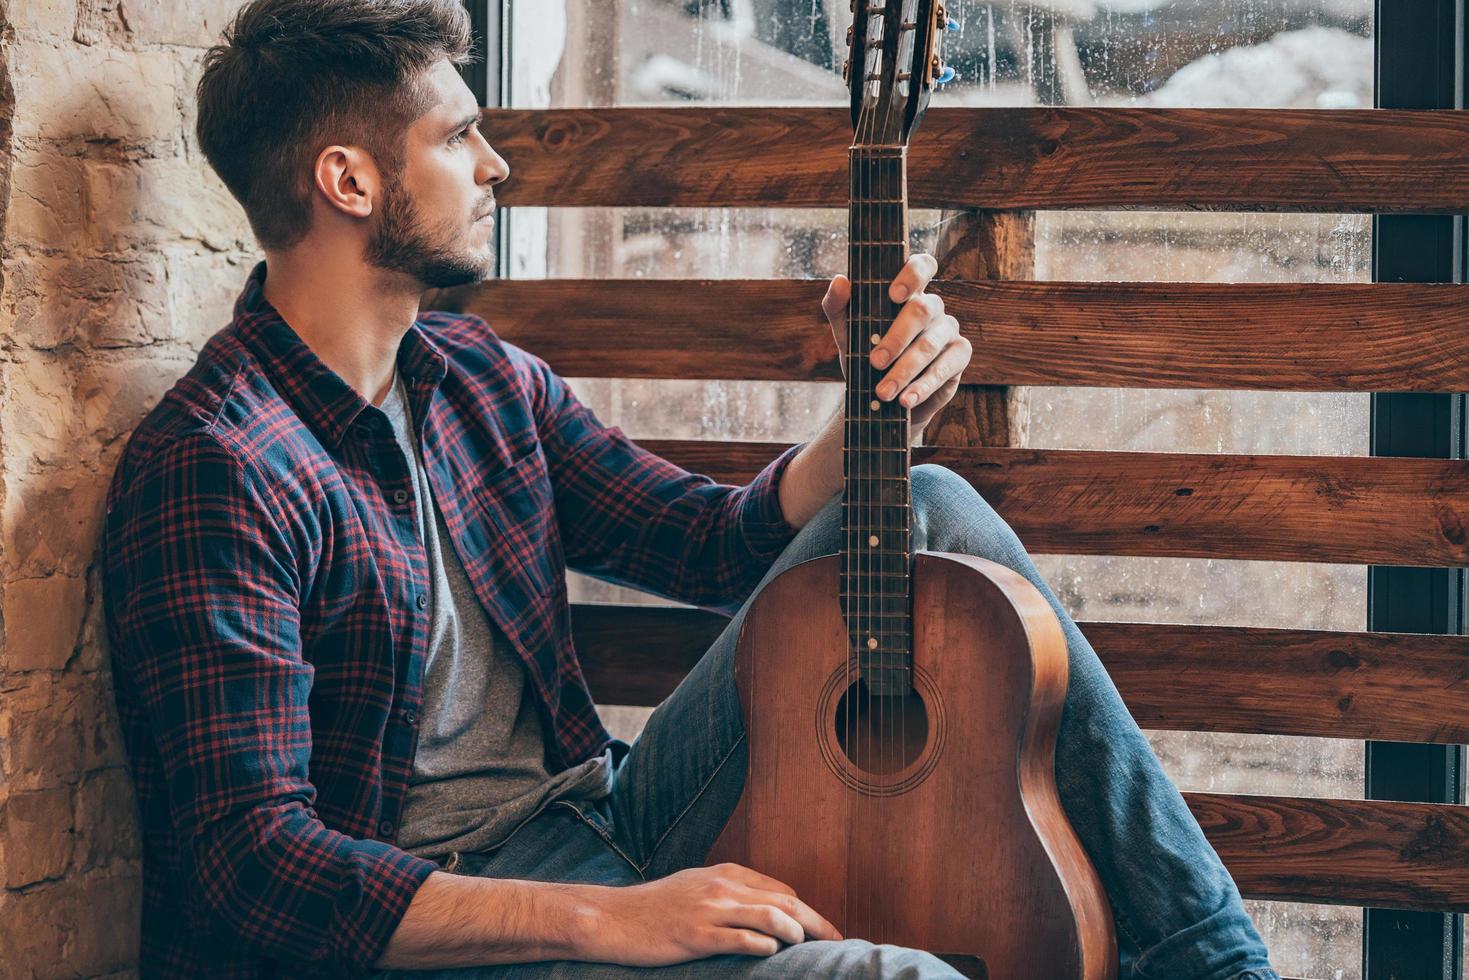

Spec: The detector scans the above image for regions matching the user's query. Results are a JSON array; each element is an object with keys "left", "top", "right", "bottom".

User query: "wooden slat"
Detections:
[
  {"left": 457, "top": 278, "right": 1469, "bottom": 393},
  {"left": 485, "top": 106, "right": 1469, "bottom": 212},
  {"left": 570, "top": 605, "right": 1469, "bottom": 744},
  {"left": 1187, "top": 793, "right": 1469, "bottom": 912},
  {"left": 632, "top": 439, "right": 1469, "bottom": 566}
]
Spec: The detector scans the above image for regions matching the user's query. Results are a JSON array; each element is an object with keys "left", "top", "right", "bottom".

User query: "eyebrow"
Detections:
[{"left": 445, "top": 111, "right": 481, "bottom": 136}]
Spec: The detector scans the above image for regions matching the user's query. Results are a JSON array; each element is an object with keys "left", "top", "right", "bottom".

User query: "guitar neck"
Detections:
[{"left": 842, "top": 144, "right": 913, "bottom": 695}]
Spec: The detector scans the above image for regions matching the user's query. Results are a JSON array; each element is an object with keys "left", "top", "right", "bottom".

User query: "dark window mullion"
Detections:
[
  {"left": 458, "top": 0, "right": 511, "bottom": 280},
  {"left": 1367, "top": 2, "right": 1466, "bottom": 978}
]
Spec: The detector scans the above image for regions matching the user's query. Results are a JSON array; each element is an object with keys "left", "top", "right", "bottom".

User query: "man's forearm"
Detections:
[
  {"left": 374, "top": 870, "right": 600, "bottom": 970},
  {"left": 777, "top": 408, "right": 845, "bottom": 532}
]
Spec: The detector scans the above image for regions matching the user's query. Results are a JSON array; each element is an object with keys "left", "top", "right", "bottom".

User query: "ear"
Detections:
[{"left": 312, "top": 143, "right": 379, "bottom": 220}]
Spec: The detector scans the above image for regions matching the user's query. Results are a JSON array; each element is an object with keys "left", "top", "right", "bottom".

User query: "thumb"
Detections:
[{"left": 823, "top": 274, "right": 851, "bottom": 350}]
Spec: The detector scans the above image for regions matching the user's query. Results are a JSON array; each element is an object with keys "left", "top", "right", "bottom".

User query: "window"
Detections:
[{"left": 488, "top": 3, "right": 1434, "bottom": 976}]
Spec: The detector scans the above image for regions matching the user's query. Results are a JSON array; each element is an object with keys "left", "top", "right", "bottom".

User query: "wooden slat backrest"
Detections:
[
  {"left": 485, "top": 107, "right": 1469, "bottom": 212},
  {"left": 460, "top": 278, "right": 1469, "bottom": 392},
  {"left": 445, "top": 105, "right": 1469, "bottom": 930}
]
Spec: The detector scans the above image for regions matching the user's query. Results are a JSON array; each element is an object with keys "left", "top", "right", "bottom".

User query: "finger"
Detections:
[
  {"left": 822, "top": 274, "right": 851, "bottom": 326},
  {"left": 889, "top": 252, "right": 938, "bottom": 304},
  {"left": 727, "top": 865, "right": 798, "bottom": 896},
  {"left": 913, "top": 374, "right": 963, "bottom": 432},
  {"left": 732, "top": 879, "right": 842, "bottom": 943},
  {"left": 774, "top": 893, "right": 842, "bottom": 942},
  {"left": 870, "top": 291, "right": 945, "bottom": 372},
  {"left": 720, "top": 928, "right": 782, "bottom": 957},
  {"left": 892, "top": 334, "right": 970, "bottom": 410},
  {"left": 726, "top": 903, "right": 805, "bottom": 947},
  {"left": 875, "top": 312, "right": 959, "bottom": 402}
]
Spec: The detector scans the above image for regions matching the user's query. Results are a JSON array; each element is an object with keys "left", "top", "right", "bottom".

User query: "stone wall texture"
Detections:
[{"left": 0, "top": 1, "right": 255, "bottom": 975}]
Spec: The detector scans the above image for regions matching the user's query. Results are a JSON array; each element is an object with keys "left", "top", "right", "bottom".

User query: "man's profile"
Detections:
[{"left": 100, "top": 1, "right": 1282, "bottom": 977}]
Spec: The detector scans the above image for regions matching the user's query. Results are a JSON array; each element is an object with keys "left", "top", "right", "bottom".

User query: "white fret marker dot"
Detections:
[
  {"left": 870, "top": 333, "right": 881, "bottom": 345},
  {"left": 868, "top": 535, "right": 879, "bottom": 546},
  {"left": 870, "top": 399, "right": 880, "bottom": 411},
  {"left": 867, "top": 636, "right": 879, "bottom": 650}
]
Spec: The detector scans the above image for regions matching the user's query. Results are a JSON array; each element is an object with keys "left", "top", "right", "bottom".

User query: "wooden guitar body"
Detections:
[{"left": 709, "top": 550, "right": 1117, "bottom": 979}]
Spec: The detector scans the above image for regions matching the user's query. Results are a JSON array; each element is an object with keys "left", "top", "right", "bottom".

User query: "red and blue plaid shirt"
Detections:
[{"left": 102, "top": 260, "right": 805, "bottom": 978}]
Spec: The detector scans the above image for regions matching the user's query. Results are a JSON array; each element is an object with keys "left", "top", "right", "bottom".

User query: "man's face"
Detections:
[{"left": 364, "top": 59, "right": 509, "bottom": 289}]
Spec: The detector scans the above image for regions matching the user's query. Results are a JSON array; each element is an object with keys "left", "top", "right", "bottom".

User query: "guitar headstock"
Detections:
[{"left": 844, "top": 0, "right": 958, "bottom": 146}]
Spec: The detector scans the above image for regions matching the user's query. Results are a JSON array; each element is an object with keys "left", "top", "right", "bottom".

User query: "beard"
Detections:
[{"left": 364, "top": 181, "right": 495, "bottom": 289}]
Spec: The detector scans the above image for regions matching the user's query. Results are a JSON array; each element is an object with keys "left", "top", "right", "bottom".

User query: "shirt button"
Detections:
[
  {"left": 401, "top": 708, "right": 418, "bottom": 725},
  {"left": 416, "top": 594, "right": 428, "bottom": 609},
  {"left": 393, "top": 489, "right": 409, "bottom": 505},
  {"left": 378, "top": 819, "right": 395, "bottom": 837}
]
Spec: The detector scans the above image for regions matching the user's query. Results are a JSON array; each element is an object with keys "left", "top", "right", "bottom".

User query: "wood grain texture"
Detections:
[
  {"left": 630, "top": 439, "right": 1469, "bottom": 566},
  {"left": 709, "top": 552, "right": 1116, "bottom": 977},
  {"left": 483, "top": 106, "right": 1469, "bottom": 212},
  {"left": 1186, "top": 793, "right": 1469, "bottom": 912},
  {"left": 925, "top": 209, "right": 1032, "bottom": 449},
  {"left": 454, "top": 278, "right": 1469, "bottom": 393},
  {"left": 571, "top": 604, "right": 1469, "bottom": 744}
]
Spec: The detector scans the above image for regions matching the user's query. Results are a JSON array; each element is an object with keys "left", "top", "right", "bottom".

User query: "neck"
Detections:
[
  {"left": 842, "top": 144, "right": 914, "bottom": 696},
  {"left": 260, "top": 248, "right": 422, "bottom": 408}
]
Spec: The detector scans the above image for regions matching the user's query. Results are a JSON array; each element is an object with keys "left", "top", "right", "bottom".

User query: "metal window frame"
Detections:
[
  {"left": 459, "top": 0, "right": 512, "bottom": 279},
  {"left": 1369, "top": 1, "right": 1467, "bottom": 978}
]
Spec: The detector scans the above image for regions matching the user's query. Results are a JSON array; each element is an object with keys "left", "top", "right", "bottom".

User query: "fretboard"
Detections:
[{"left": 841, "top": 145, "right": 913, "bottom": 696}]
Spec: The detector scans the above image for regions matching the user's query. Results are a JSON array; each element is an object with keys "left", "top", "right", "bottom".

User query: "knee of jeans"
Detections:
[
  {"left": 789, "top": 939, "right": 957, "bottom": 978},
  {"left": 911, "top": 463, "right": 1020, "bottom": 557}
]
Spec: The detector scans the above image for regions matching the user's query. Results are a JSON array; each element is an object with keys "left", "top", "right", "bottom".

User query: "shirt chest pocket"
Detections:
[{"left": 464, "top": 443, "right": 562, "bottom": 608}]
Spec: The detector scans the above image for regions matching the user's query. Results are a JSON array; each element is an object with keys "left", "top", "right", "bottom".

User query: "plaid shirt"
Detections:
[{"left": 102, "top": 260, "right": 805, "bottom": 978}]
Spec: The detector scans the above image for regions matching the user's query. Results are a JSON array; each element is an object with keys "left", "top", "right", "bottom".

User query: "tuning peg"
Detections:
[
  {"left": 843, "top": 58, "right": 851, "bottom": 82},
  {"left": 945, "top": 17, "right": 960, "bottom": 31},
  {"left": 846, "top": 25, "right": 854, "bottom": 47},
  {"left": 934, "top": 64, "right": 957, "bottom": 85}
]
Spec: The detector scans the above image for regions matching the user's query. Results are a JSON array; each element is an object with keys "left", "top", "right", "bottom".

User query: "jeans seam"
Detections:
[
  {"left": 1112, "top": 901, "right": 1148, "bottom": 968},
  {"left": 551, "top": 799, "right": 647, "bottom": 881},
  {"left": 638, "top": 731, "right": 747, "bottom": 876}
]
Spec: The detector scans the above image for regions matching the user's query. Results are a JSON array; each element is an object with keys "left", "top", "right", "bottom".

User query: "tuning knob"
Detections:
[
  {"left": 843, "top": 58, "right": 851, "bottom": 82},
  {"left": 846, "top": 25, "right": 854, "bottom": 47},
  {"left": 931, "top": 56, "right": 957, "bottom": 85}
]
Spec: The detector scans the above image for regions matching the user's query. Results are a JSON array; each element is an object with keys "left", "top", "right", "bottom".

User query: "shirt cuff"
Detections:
[
  {"left": 736, "top": 441, "right": 807, "bottom": 562},
  {"left": 343, "top": 842, "right": 440, "bottom": 973}
]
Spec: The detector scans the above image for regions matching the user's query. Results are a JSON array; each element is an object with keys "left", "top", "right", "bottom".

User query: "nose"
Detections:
[{"left": 476, "top": 132, "right": 510, "bottom": 187}]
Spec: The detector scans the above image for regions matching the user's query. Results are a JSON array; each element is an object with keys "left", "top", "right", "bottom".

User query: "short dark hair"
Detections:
[{"left": 195, "top": 0, "right": 474, "bottom": 251}]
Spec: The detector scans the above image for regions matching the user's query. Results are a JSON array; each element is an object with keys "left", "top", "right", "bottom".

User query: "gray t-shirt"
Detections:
[{"left": 383, "top": 373, "right": 611, "bottom": 860}]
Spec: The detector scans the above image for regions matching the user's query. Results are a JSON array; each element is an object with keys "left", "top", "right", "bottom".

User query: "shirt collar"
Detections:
[{"left": 232, "top": 259, "right": 448, "bottom": 449}]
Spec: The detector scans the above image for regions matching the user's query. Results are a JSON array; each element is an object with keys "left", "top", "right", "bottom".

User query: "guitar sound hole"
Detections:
[{"left": 833, "top": 678, "right": 929, "bottom": 775}]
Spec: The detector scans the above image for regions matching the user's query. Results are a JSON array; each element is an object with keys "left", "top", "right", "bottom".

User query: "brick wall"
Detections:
[{"left": 0, "top": 2, "right": 254, "bottom": 975}]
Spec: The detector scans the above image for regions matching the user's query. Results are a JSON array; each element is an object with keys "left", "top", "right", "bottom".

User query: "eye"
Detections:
[{"left": 449, "top": 123, "right": 477, "bottom": 146}]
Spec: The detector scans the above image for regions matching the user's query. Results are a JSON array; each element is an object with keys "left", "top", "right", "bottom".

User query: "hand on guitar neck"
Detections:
[{"left": 823, "top": 252, "right": 968, "bottom": 431}]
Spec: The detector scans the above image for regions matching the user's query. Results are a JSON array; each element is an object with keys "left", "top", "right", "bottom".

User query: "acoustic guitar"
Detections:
[{"left": 706, "top": 3, "right": 1117, "bottom": 976}]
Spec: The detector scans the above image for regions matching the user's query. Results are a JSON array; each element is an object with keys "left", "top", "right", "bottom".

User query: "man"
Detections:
[{"left": 101, "top": 0, "right": 1283, "bottom": 977}]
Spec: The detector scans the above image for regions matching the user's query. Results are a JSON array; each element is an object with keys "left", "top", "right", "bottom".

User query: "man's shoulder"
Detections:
[{"left": 106, "top": 326, "right": 305, "bottom": 511}]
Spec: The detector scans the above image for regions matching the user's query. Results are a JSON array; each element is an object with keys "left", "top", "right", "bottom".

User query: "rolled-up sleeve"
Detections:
[
  {"left": 102, "top": 430, "right": 436, "bottom": 971},
  {"left": 506, "top": 343, "right": 805, "bottom": 615}
]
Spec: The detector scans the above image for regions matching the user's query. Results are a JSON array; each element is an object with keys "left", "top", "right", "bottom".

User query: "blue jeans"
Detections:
[{"left": 382, "top": 465, "right": 1282, "bottom": 979}]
